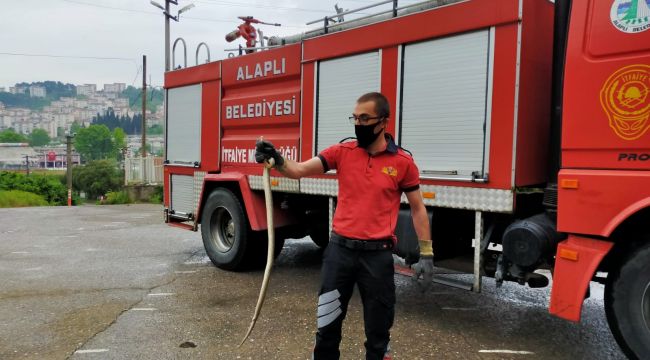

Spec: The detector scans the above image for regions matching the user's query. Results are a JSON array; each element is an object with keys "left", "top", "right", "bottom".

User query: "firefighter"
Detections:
[{"left": 255, "top": 92, "right": 433, "bottom": 360}]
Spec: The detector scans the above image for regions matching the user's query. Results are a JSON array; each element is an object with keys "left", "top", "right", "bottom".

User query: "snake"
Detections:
[{"left": 239, "top": 157, "right": 275, "bottom": 347}]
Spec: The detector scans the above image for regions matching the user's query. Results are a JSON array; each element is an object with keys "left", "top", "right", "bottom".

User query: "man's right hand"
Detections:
[{"left": 255, "top": 139, "right": 285, "bottom": 168}]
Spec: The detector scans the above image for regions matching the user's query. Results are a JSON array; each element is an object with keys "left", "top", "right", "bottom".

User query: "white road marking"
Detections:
[
  {"left": 132, "top": 308, "right": 158, "bottom": 311},
  {"left": 75, "top": 349, "right": 109, "bottom": 354},
  {"left": 148, "top": 293, "right": 175, "bottom": 297},
  {"left": 479, "top": 350, "right": 535, "bottom": 354},
  {"left": 11, "top": 251, "right": 29, "bottom": 254},
  {"left": 441, "top": 307, "right": 478, "bottom": 311},
  {"left": 175, "top": 270, "right": 197, "bottom": 274},
  {"left": 25, "top": 267, "right": 42, "bottom": 271},
  {"left": 65, "top": 235, "right": 78, "bottom": 238}
]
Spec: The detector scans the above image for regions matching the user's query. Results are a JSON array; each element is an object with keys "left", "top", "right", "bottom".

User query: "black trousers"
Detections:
[{"left": 313, "top": 240, "right": 395, "bottom": 360}]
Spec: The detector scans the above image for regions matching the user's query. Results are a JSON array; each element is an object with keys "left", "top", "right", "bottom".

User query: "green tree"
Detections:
[
  {"left": 135, "top": 143, "right": 152, "bottom": 156},
  {"left": 113, "top": 127, "right": 126, "bottom": 159},
  {"left": 0, "top": 171, "right": 67, "bottom": 205},
  {"left": 0, "top": 81, "right": 76, "bottom": 110},
  {"left": 93, "top": 110, "right": 142, "bottom": 135},
  {"left": 70, "top": 121, "right": 82, "bottom": 135},
  {"left": 29, "top": 129, "right": 50, "bottom": 146},
  {"left": 74, "top": 124, "right": 114, "bottom": 161},
  {"left": 122, "top": 86, "right": 164, "bottom": 112},
  {"left": 72, "top": 160, "right": 123, "bottom": 199},
  {"left": 0, "top": 129, "right": 28, "bottom": 143},
  {"left": 148, "top": 124, "right": 163, "bottom": 135}
]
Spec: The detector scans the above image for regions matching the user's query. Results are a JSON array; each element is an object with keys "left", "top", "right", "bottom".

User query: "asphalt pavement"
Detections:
[{"left": 0, "top": 204, "right": 626, "bottom": 359}]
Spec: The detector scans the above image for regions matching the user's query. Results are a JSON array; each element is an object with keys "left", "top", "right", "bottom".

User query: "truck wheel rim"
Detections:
[
  {"left": 210, "top": 207, "right": 235, "bottom": 252},
  {"left": 641, "top": 283, "right": 650, "bottom": 332}
]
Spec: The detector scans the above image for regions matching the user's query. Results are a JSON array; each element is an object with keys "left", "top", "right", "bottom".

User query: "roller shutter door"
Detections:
[
  {"left": 400, "top": 30, "right": 491, "bottom": 178},
  {"left": 166, "top": 84, "right": 202, "bottom": 166},
  {"left": 316, "top": 52, "right": 380, "bottom": 154},
  {"left": 170, "top": 174, "right": 195, "bottom": 215}
]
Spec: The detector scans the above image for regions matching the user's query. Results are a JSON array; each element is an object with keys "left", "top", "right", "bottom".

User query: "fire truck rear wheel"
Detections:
[
  {"left": 605, "top": 242, "right": 650, "bottom": 360},
  {"left": 201, "top": 188, "right": 252, "bottom": 271},
  {"left": 309, "top": 229, "right": 329, "bottom": 248}
]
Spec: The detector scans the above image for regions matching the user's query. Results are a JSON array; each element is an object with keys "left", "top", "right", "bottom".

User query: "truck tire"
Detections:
[
  {"left": 605, "top": 242, "right": 650, "bottom": 359},
  {"left": 309, "top": 229, "right": 329, "bottom": 248},
  {"left": 247, "top": 231, "right": 285, "bottom": 268},
  {"left": 200, "top": 189, "right": 252, "bottom": 271}
]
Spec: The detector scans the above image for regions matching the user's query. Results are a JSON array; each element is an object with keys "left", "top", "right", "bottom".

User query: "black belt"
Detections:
[{"left": 330, "top": 232, "right": 393, "bottom": 251}]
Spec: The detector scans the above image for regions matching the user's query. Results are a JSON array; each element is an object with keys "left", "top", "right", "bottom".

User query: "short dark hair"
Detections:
[{"left": 357, "top": 92, "right": 390, "bottom": 119}]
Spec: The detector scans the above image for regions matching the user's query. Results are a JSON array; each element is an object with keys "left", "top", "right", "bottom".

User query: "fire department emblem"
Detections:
[
  {"left": 382, "top": 166, "right": 398, "bottom": 177},
  {"left": 610, "top": 0, "right": 650, "bottom": 33},
  {"left": 600, "top": 64, "right": 650, "bottom": 140}
]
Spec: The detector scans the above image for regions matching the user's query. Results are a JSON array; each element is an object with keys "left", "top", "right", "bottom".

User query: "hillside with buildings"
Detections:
[{"left": 0, "top": 82, "right": 164, "bottom": 139}]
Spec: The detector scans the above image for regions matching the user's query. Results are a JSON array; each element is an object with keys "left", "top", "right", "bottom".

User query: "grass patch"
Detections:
[
  {"left": 102, "top": 191, "right": 132, "bottom": 205},
  {"left": 0, "top": 190, "right": 48, "bottom": 208},
  {"left": 149, "top": 185, "right": 163, "bottom": 204},
  {"left": 0, "top": 171, "right": 67, "bottom": 205}
]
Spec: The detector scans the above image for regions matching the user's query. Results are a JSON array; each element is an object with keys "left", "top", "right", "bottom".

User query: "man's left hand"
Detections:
[
  {"left": 412, "top": 255, "right": 434, "bottom": 292},
  {"left": 412, "top": 239, "right": 434, "bottom": 292}
]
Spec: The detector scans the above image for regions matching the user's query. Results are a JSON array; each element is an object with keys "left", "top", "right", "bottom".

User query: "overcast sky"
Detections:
[{"left": 1, "top": 0, "right": 413, "bottom": 90}]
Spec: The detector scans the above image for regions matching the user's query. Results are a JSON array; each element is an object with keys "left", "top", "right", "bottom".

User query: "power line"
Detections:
[
  {"left": 131, "top": 65, "right": 143, "bottom": 87},
  {"left": 193, "top": 0, "right": 345, "bottom": 14},
  {"left": 194, "top": 0, "right": 374, "bottom": 17},
  {"left": 59, "top": 0, "right": 307, "bottom": 28},
  {"left": 0, "top": 52, "right": 136, "bottom": 62},
  {"left": 61, "top": 0, "right": 161, "bottom": 16}
]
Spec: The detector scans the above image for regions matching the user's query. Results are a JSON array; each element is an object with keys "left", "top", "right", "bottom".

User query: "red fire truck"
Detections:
[{"left": 162, "top": 0, "right": 650, "bottom": 357}]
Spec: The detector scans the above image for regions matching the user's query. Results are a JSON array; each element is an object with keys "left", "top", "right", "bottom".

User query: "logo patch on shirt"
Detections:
[{"left": 382, "top": 166, "right": 398, "bottom": 177}]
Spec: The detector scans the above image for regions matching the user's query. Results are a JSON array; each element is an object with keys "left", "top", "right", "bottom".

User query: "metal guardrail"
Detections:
[
  {"left": 125, "top": 156, "right": 163, "bottom": 185},
  {"left": 306, "top": 0, "right": 396, "bottom": 26},
  {"left": 196, "top": 42, "right": 211, "bottom": 65},
  {"left": 172, "top": 37, "right": 187, "bottom": 69}
]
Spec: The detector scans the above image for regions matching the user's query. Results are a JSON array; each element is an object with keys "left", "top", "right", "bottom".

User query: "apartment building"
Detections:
[
  {"left": 29, "top": 86, "right": 46, "bottom": 98},
  {"left": 103, "top": 83, "right": 126, "bottom": 93},
  {"left": 76, "top": 84, "right": 97, "bottom": 96}
]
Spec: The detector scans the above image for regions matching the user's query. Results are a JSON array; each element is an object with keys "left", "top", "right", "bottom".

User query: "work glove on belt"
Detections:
[
  {"left": 411, "top": 239, "right": 434, "bottom": 292},
  {"left": 255, "top": 139, "right": 285, "bottom": 168}
]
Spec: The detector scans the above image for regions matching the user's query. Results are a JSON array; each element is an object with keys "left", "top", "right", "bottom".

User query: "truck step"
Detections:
[{"left": 168, "top": 222, "right": 194, "bottom": 231}]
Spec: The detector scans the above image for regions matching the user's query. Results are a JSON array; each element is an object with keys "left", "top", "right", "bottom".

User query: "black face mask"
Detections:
[{"left": 355, "top": 122, "right": 383, "bottom": 148}]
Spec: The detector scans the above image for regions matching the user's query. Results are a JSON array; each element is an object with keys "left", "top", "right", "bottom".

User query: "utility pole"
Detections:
[
  {"left": 142, "top": 55, "right": 148, "bottom": 184},
  {"left": 149, "top": 0, "right": 195, "bottom": 71},
  {"left": 123, "top": 146, "right": 128, "bottom": 186},
  {"left": 23, "top": 155, "right": 30, "bottom": 176},
  {"left": 142, "top": 55, "right": 147, "bottom": 159},
  {"left": 165, "top": 1, "right": 171, "bottom": 71},
  {"left": 66, "top": 134, "right": 74, "bottom": 206}
]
